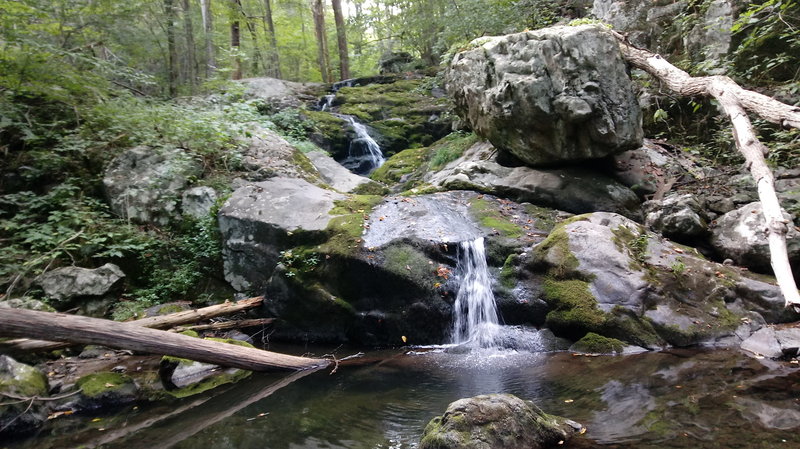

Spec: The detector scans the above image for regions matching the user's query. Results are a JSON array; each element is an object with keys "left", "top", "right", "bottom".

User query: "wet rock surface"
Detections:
[
  {"left": 446, "top": 25, "right": 642, "bottom": 166},
  {"left": 0, "top": 356, "right": 49, "bottom": 437}
]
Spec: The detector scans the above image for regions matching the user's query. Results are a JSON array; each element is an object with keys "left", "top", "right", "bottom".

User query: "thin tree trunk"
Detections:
[
  {"left": 263, "top": 0, "right": 282, "bottom": 78},
  {"left": 235, "top": 0, "right": 265, "bottom": 75},
  {"left": 231, "top": 16, "right": 242, "bottom": 79},
  {"left": 0, "top": 296, "right": 266, "bottom": 354},
  {"left": 610, "top": 29, "right": 800, "bottom": 308},
  {"left": 331, "top": 0, "right": 349, "bottom": 80},
  {"left": 0, "top": 309, "right": 329, "bottom": 371},
  {"left": 200, "top": 0, "right": 216, "bottom": 76},
  {"left": 165, "top": 0, "right": 179, "bottom": 96},
  {"left": 182, "top": 0, "right": 197, "bottom": 92},
  {"left": 311, "top": 0, "right": 331, "bottom": 83}
]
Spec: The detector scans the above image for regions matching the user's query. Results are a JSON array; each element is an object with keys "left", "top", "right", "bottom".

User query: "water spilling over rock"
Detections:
[
  {"left": 452, "top": 237, "right": 501, "bottom": 348},
  {"left": 340, "top": 116, "right": 385, "bottom": 175}
]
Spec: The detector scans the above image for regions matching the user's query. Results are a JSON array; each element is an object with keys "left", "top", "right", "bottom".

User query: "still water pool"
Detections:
[{"left": 9, "top": 346, "right": 800, "bottom": 449}]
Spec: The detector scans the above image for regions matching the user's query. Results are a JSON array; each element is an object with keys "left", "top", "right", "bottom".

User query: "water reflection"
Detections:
[{"left": 7, "top": 348, "right": 800, "bottom": 449}]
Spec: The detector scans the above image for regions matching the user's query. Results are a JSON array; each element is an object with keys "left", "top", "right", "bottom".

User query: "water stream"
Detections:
[
  {"left": 339, "top": 116, "right": 385, "bottom": 175},
  {"left": 451, "top": 237, "right": 501, "bottom": 348}
]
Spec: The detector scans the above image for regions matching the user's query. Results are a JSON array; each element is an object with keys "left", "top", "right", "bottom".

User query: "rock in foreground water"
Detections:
[{"left": 419, "top": 393, "right": 583, "bottom": 449}]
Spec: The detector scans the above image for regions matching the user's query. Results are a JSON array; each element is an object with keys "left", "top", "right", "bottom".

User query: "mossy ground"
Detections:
[{"left": 370, "top": 146, "right": 428, "bottom": 185}]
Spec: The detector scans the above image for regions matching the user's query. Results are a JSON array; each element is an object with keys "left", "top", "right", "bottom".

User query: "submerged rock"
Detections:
[
  {"left": 0, "top": 356, "right": 49, "bottom": 437},
  {"left": 419, "top": 393, "right": 583, "bottom": 449},
  {"left": 103, "top": 146, "right": 202, "bottom": 226},
  {"left": 709, "top": 201, "right": 800, "bottom": 274},
  {"left": 446, "top": 25, "right": 642, "bottom": 166},
  {"left": 36, "top": 263, "right": 125, "bottom": 313}
]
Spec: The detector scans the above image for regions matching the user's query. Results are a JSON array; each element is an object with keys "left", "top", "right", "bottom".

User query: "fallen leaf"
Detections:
[
  {"left": 564, "top": 399, "right": 574, "bottom": 403},
  {"left": 91, "top": 418, "right": 103, "bottom": 422},
  {"left": 401, "top": 336, "right": 408, "bottom": 343},
  {"left": 104, "top": 383, "right": 116, "bottom": 388}
]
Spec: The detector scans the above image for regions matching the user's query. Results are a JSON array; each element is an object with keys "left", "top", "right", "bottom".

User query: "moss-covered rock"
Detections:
[
  {"left": 570, "top": 332, "right": 626, "bottom": 354},
  {"left": 0, "top": 356, "right": 49, "bottom": 436},
  {"left": 73, "top": 372, "right": 138, "bottom": 412},
  {"left": 419, "top": 394, "right": 583, "bottom": 449}
]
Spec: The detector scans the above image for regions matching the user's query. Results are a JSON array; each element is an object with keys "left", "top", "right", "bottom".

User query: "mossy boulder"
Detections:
[
  {"left": 0, "top": 356, "right": 49, "bottom": 436},
  {"left": 526, "top": 212, "right": 798, "bottom": 348},
  {"left": 570, "top": 332, "right": 626, "bottom": 354},
  {"left": 419, "top": 394, "right": 583, "bottom": 449},
  {"left": 72, "top": 372, "right": 138, "bottom": 412}
]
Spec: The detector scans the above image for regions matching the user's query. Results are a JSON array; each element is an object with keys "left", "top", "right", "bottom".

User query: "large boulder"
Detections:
[
  {"left": 36, "top": 263, "right": 125, "bottom": 313},
  {"left": 419, "top": 394, "right": 583, "bottom": 449},
  {"left": 0, "top": 356, "right": 49, "bottom": 437},
  {"left": 446, "top": 25, "right": 642, "bottom": 166},
  {"left": 239, "top": 77, "right": 324, "bottom": 110},
  {"left": 239, "top": 127, "right": 323, "bottom": 184},
  {"left": 103, "top": 146, "right": 202, "bottom": 226},
  {"left": 522, "top": 212, "right": 797, "bottom": 347},
  {"left": 181, "top": 186, "right": 218, "bottom": 219},
  {"left": 709, "top": 202, "right": 800, "bottom": 274},
  {"left": 427, "top": 140, "right": 642, "bottom": 219},
  {"left": 218, "top": 177, "right": 345, "bottom": 292}
]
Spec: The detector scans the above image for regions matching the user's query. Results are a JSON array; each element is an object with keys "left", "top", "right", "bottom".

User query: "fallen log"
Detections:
[
  {"left": 0, "top": 309, "right": 328, "bottom": 371},
  {"left": 0, "top": 296, "right": 266, "bottom": 354},
  {"left": 170, "top": 317, "right": 275, "bottom": 333},
  {"left": 610, "top": 28, "right": 800, "bottom": 308}
]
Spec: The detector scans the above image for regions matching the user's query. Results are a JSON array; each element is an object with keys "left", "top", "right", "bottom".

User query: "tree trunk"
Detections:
[
  {"left": 200, "top": 0, "right": 215, "bottom": 76},
  {"left": 263, "top": 0, "right": 282, "bottom": 78},
  {"left": 231, "top": 16, "right": 242, "bottom": 79},
  {"left": 0, "top": 309, "right": 328, "bottom": 371},
  {"left": 182, "top": 0, "right": 197, "bottom": 92},
  {"left": 311, "top": 0, "right": 331, "bottom": 83},
  {"left": 331, "top": 0, "right": 349, "bottom": 80},
  {"left": 610, "top": 29, "right": 800, "bottom": 308},
  {"left": 165, "top": 0, "right": 179, "bottom": 96},
  {"left": 0, "top": 296, "right": 266, "bottom": 354},
  {"left": 235, "top": 0, "right": 265, "bottom": 75}
]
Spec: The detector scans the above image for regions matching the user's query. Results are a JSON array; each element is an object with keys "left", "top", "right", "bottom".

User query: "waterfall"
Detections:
[
  {"left": 319, "top": 94, "right": 335, "bottom": 111},
  {"left": 341, "top": 116, "right": 385, "bottom": 175},
  {"left": 451, "top": 237, "right": 501, "bottom": 348}
]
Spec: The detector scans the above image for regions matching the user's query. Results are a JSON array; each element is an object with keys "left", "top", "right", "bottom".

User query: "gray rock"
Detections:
[
  {"left": 67, "top": 372, "right": 138, "bottom": 413},
  {"left": 239, "top": 127, "right": 322, "bottom": 184},
  {"left": 218, "top": 177, "right": 345, "bottom": 291},
  {"left": 0, "top": 297, "right": 54, "bottom": 312},
  {"left": 644, "top": 193, "right": 709, "bottom": 241},
  {"left": 103, "top": 146, "right": 202, "bottom": 226},
  {"left": 527, "top": 212, "right": 797, "bottom": 347},
  {"left": 683, "top": 0, "right": 738, "bottom": 73},
  {"left": 740, "top": 326, "right": 800, "bottom": 359},
  {"left": 0, "top": 356, "right": 49, "bottom": 436},
  {"left": 709, "top": 202, "right": 800, "bottom": 273},
  {"left": 446, "top": 25, "right": 642, "bottom": 166},
  {"left": 305, "top": 150, "right": 380, "bottom": 193},
  {"left": 611, "top": 139, "right": 699, "bottom": 196},
  {"left": 182, "top": 186, "right": 218, "bottom": 219},
  {"left": 36, "top": 263, "right": 125, "bottom": 311},
  {"left": 239, "top": 77, "right": 323, "bottom": 109},
  {"left": 428, "top": 141, "right": 641, "bottom": 219},
  {"left": 419, "top": 393, "right": 583, "bottom": 449}
]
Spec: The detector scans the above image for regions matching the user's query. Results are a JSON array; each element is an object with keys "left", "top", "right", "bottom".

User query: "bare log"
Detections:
[
  {"left": 610, "top": 29, "right": 800, "bottom": 307},
  {"left": 0, "top": 296, "right": 266, "bottom": 354},
  {"left": 0, "top": 309, "right": 328, "bottom": 371},
  {"left": 170, "top": 317, "right": 275, "bottom": 333}
]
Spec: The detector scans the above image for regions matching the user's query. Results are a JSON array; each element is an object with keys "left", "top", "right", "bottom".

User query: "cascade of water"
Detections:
[
  {"left": 319, "top": 94, "right": 335, "bottom": 111},
  {"left": 342, "top": 116, "right": 385, "bottom": 175},
  {"left": 451, "top": 237, "right": 501, "bottom": 348}
]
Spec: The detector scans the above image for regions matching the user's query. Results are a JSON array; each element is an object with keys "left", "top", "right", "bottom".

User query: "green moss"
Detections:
[
  {"left": 351, "top": 182, "right": 389, "bottom": 196},
  {"left": 429, "top": 132, "right": 479, "bottom": 170},
  {"left": 500, "top": 254, "right": 518, "bottom": 290},
  {"left": 76, "top": 372, "right": 134, "bottom": 398},
  {"left": 572, "top": 332, "right": 625, "bottom": 354},
  {"left": 291, "top": 150, "right": 323, "bottom": 184},
  {"left": 383, "top": 244, "right": 436, "bottom": 287},
  {"left": 370, "top": 146, "right": 428, "bottom": 185},
  {"left": 469, "top": 198, "right": 523, "bottom": 239},
  {"left": 166, "top": 366, "right": 252, "bottom": 398},
  {"left": 318, "top": 194, "right": 383, "bottom": 256},
  {"left": 542, "top": 278, "right": 606, "bottom": 334},
  {"left": 532, "top": 227, "right": 579, "bottom": 278}
]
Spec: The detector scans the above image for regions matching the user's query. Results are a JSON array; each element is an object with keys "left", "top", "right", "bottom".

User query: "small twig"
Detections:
[
  {"left": 0, "top": 398, "right": 34, "bottom": 434},
  {"left": 0, "top": 388, "right": 83, "bottom": 402}
]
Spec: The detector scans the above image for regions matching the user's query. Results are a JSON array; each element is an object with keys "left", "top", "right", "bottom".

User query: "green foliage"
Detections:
[
  {"left": 731, "top": 0, "right": 800, "bottom": 84},
  {"left": 429, "top": 132, "right": 479, "bottom": 170}
]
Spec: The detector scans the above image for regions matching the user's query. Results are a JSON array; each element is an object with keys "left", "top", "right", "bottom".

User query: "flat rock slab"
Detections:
[
  {"left": 363, "top": 191, "right": 483, "bottom": 248},
  {"left": 306, "top": 151, "right": 377, "bottom": 193}
]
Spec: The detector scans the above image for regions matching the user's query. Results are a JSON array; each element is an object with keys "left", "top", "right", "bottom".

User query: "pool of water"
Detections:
[{"left": 9, "top": 346, "right": 800, "bottom": 449}]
